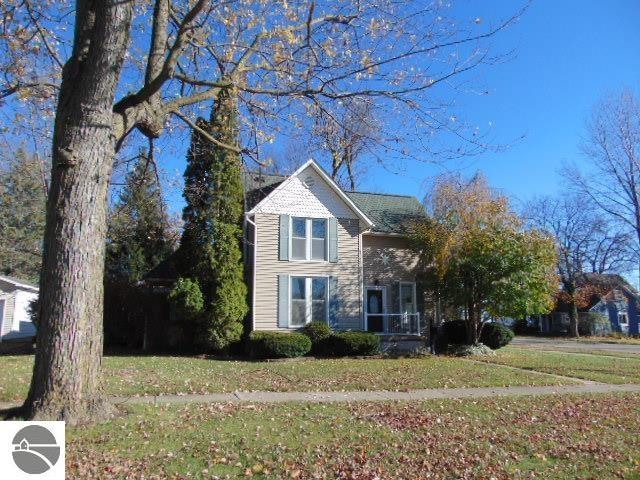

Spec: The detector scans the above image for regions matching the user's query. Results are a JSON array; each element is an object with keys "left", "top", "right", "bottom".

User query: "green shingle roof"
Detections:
[
  {"left": 243, "top": 171, "right": 286, "bottom": 210},
  {"left": 346, "top": 191, "right": 426, "bottom": 234}
]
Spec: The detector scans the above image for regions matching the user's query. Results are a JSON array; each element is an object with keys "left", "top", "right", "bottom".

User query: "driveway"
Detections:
[{"left": 512, "top": 336, "right": 640, "bottom": 355}]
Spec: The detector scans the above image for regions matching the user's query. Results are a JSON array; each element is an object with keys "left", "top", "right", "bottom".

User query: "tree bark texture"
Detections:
[
  {"left": 24, "top": 0, "right": 133, "bottom": 424},
  {"left": 568, "top": 301, "right": 580, "bottom": 338}
]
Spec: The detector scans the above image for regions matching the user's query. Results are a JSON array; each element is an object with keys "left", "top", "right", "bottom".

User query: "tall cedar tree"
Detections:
[
  {"left": 180, "top": 88, "right": 248, "bottom": 351},
  {"left": 0, "top": 149, "right": 47, "bottom": 283},
  {"left": 105, "top": 155, "right": 174, "bottom": 349},
  {"left": 106, "top": 154, "right": 173, "bottom": 283}
]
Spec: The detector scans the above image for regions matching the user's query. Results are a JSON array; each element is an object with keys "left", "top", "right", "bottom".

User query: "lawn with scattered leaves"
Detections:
[
  {"left": 66, "top": 393, "right": 640, "bottom": 479},
  {"left": 577, "top": 336, "right": 640, "bottom": 345},
  {"left": 479, "top": 347, "right": 640, "bottom": 384},
  {"left": 516, "top": 347, "right": 640, "bottom": 359},
  {"left": 0, "top": 354, "right": 570, "bottom": 403}
]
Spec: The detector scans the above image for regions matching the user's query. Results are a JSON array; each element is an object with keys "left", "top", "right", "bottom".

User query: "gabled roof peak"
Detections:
[{"left": 248, "top": 159, "right": 374, "bottom": 227}]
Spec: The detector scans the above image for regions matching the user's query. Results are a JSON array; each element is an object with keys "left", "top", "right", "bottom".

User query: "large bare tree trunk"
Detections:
[{"left": 24, "top": 0, "right": 133, "bottom": 424}]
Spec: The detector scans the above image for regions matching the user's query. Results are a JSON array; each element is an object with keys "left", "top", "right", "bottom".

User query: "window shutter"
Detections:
[
  {"left": 328, "top": 217, "right": 338, "bottom": 263},
  {"left": 329, "top": 276, "right": 339, "bottom": 328},
  {"left": 278, "top": 274, "right": 290, "bottom": 328},
  {"left": 279, "top": 215, "right": 290, "bottom": 261}
]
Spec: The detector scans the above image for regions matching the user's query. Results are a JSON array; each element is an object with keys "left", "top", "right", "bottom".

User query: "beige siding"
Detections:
[
  {"left": 362, "top": 235, "right": 419, "bottom": 314},
  {"left": 253, "top": 213, "right": 362, "bottom": 331}
]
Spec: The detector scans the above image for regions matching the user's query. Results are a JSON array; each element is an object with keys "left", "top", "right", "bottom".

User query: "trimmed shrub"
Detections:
[
  {"left": 449, "top": 343, "right": 495, "bottom": 357},
  {"left": 248, "top": 331, "right": 311, "bottom": 359},
  {"left": 332, "top": 331, "right": 380, "bottom": 356},
  {"left": 442, "top": 320, "right": 468, "bottom": 345},
  {"left": 301, "top": 321, "right": 332, "bottom": 344},
  {"left": 480, "top": 323, "right": 514, "bottom": 350}
]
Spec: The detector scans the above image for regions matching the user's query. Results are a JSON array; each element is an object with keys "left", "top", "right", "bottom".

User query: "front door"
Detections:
[{"left": 366, "top": 288, "right": 385, "bottom": 333}]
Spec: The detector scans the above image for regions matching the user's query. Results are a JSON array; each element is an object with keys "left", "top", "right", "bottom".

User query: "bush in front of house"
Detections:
[
  {"left": 480, "top": 323, "right": 514, "bottom": 350},
  {"left": 330, "top": 331, "right": 380, "bottom": 356},
  {"left": 248, "top": 331, "right": 311, "bottom": 359},
  {"left": 300, "top": 321, "right": 332, "bottom": 348}
]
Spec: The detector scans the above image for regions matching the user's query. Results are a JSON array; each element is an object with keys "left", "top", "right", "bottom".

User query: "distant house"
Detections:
[
  {"left": 539, "top": 273, "right": 639, "bottom": 336},
  {"left": 0, "top": 275, "right": 38, "bottom": 341}
]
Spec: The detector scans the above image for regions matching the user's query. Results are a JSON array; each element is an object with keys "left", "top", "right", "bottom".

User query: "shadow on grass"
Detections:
[{"left": 0, "top": 404, "right": 26, "bottom": 420}]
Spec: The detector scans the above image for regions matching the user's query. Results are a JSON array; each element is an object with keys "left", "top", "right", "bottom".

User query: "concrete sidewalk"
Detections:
[{"left": 112, "top": 382, "right": 640, "bottom": 406}]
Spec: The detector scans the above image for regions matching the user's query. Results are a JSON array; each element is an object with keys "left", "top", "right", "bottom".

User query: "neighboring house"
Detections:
[
  {"left": 0, "top": 275, "right": 38, "bottom": 341},
  {"left": 244, "top": 159, "right": 427, "bottom": 337},
  {"left": 539, "top": 273, "right": 640, "bottom": 335}
]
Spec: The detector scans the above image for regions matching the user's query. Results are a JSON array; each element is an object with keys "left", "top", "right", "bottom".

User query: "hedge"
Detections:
[
  {"left": 300, "top": 321, "right": 333, "bottom": 354},
  {"left": 480, "top": 323, "right": 514, "bottom": 350},
  {"left": 316, "top": 331, "right": 380, "bottom": 357},
  {"left": 247, "top": 331, "right": 311, "bottom": 359}
]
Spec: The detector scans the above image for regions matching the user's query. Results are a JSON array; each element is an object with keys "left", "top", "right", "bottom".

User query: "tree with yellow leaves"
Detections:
[{"left": 412, "top": 174, "right": 558, "bottom": 345}]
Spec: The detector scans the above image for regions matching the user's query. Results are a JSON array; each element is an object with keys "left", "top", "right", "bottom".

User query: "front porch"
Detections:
[{"left": 364, "top": 312, "right": 424, "bottom": 336}]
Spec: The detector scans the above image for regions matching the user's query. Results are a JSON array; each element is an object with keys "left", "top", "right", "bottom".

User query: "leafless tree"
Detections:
[
  {"left": 309, "top": 97, "right": 380, "bottom": 190},
  {"left": 566, "top": 89, "right": 640, "bottom": 282},
  {"left": 1, "top": 0, "right": 527, "bottom": 422},
  {"left": 524, "top": 194, "right": 633, "bottom": 337}
]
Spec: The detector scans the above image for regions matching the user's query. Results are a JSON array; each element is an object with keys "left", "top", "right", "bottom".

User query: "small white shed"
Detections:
[{"left": 0, "top": 275, "right": 38, "bottom": 341}]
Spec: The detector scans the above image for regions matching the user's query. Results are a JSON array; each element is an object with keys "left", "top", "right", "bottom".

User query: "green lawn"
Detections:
[
  {"left": 577, "top": 335, "right": 640, "bottom": 345},
  {"left": 478, "top": 347, "right": 640, "bottom": 384},
  {"left": 0, "top": 353, "right": 570, "bottom": 404},
  {"left": 66, "top": 393, "right": 640, "bottom": 479},
  {"left": 518, "top": 347, "right": 640, "bottom": 359}
]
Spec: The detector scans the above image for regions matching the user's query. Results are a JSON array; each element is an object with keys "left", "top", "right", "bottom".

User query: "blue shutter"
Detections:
[
  {"left": 328, "top": 217, "right": 338, "bottom": 263},
  {"left": 329, "top": 276, "right": 339, "bottom": 329},
  {"left": 278, "top": 274, "right": 290, "bottom": 328},
  {"left": 279, "top": 215, "right": 290, "bottom": 261}
]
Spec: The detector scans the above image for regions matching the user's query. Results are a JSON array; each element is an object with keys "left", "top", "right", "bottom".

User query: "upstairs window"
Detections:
[
  {"left": 291, "top": 218, "right": 307, "bottom": 260},
  {"left": 290, "top": 217, "right": 327, "bottom": 261},
  {"left": 312, "top": 220, "right": 327, "bottom": 260}
]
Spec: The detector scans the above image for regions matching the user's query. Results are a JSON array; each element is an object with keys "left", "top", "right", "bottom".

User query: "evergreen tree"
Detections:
[
  {"left": 105, "top": 154, "right": 175, "bottom": 349},
  {"left": 106, "top": 153, "right": 174, "bottom": 282},
  {"left": 180, "top": 88, "right": 248, "bottom": 351},
  {"left": 0, "top": 149, "right": 48, "bottom": 282}
]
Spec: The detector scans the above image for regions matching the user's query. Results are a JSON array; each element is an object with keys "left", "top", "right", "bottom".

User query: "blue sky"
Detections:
[
  {"left": 348, "top": 0, "right": 640, "bottom": 204},
  {"left": 154, "top": 1, "right": 640, "bottom": 213}
]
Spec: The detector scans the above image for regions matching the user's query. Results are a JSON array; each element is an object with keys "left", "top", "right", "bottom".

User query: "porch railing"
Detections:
[{"left": 365, "top": 313, "right": 422, "bottom": 336}]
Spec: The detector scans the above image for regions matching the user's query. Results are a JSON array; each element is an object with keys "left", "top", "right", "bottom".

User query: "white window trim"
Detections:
[
  {"left": 289, "top": 275, "right": 330, "bottom": 327},
  {"left": 289, "top": 217, "right": 328, "bottom": 263},
  {"left": 618, "top": 311, "right": 629, "bottom": 326},
  {"left": 398, "top": 281, "right": 417, "bottom": 314}
]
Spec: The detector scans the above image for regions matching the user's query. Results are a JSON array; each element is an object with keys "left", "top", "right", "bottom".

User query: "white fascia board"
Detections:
[{"left": 248, "top": 159, "right": 374, "bottom": 227}]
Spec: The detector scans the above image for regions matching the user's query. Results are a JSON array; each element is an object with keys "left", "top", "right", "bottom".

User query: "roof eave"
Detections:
[
  {"left": 248, "top": 159, "right": 375, "bottom": 227},
  {"left": 0, "top": 276, "right": 39, "bottom": 292}
]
